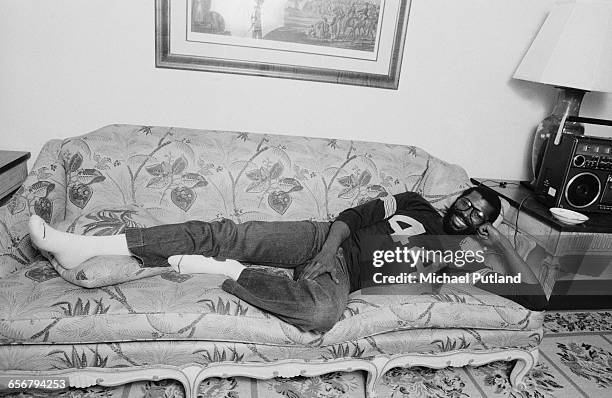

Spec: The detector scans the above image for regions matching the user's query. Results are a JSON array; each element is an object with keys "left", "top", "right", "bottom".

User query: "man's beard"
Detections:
[{"left": 442, "top": 210, "right": 477, "bottom": 235}]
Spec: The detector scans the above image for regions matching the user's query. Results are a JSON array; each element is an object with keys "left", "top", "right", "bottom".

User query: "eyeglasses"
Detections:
[{"left": 454, "top": 197, "right": 487, "bottom": 226}]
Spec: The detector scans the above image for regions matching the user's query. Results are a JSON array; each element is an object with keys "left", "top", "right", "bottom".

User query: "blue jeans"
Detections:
[{"left": 125, "top": 219, "right": 350, "bottom": 332}]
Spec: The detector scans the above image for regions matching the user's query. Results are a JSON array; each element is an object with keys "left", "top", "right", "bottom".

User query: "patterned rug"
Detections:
[{"left": 2, "top": 310, "right": 611, "bottom": 398}]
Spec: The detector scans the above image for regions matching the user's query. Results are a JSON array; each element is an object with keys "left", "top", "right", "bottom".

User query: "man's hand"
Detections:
[
  {"left": 299, "top": 248, "right": 341, "bottom": 283},
  {"left": 298, "top": 220, "right": 350, "bottom": 283},
  {"left": 476, "top": 222, "right": 540, "bottom": 284},
  {"left": 476, "top": 222, "right": 505, "bottom": 246}
]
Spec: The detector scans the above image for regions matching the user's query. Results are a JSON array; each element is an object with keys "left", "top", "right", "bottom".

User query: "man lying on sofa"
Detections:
[{"left": 28, "top": 186, "right": 547, "bottom": 332}]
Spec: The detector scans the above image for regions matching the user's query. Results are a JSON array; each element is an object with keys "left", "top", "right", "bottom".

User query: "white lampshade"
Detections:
[{"left": 513, "top": 0, "right": 612, "bottom": 93}]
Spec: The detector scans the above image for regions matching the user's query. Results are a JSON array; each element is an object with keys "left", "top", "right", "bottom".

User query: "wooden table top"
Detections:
[
  {"left": 471, "top": 178, "right": 612, "bottom": 233},
  {"left": 0, "top": 151, "right": 31, "bottom": 173}
]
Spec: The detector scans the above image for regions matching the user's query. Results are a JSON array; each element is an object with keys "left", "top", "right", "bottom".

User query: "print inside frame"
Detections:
[{"left": 156, "top": 0, "right": 412, "bottom": 89}]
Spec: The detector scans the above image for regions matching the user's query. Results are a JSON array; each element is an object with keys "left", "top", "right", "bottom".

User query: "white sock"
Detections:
[
  {"left": 168, "top": 255, "right": 245, "bottom": 280},
  {"left": 28, "top": 214, "right": 130, "bottom": 269}
]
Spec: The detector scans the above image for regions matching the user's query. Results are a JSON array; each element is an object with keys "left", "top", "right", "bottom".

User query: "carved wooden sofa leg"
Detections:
[
  {"left": 187, "top": 349, "right": 539, "bottom": 398},
  {"left": 174, "top": 349, "right": 540, "bottom": 398},
  {"left": 0, "top": 349, "right": 538, "bottom": 398},
  {"left": 366, "top": 348, "right": 539, "bottom": 398},
  {"left": 66, "top": 366, "right": 199, "bottom": 397},
  {"left": 509, "top": 348, "right": 539, "bottom": 391},
  {"left": 363, "top": 356, "right": 388, "bottom": 398},
  {"left": 189, "top": 357, "right": 386, "bottom": 398},
  {"left": 190, "top": 358, "right": 382, "bottom": 398},
  {"left": 0, "top": 367, "right": 196, "bottom": 398}
]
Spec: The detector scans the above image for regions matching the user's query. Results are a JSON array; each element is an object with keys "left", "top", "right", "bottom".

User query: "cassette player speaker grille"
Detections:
[{"left": 565, "top": 172, "right": 601, "bottom": 208}]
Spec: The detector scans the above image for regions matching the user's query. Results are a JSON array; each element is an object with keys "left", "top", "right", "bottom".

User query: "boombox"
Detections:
[{"left": 534, "top": 116, "right": 612, "bottom": 213}]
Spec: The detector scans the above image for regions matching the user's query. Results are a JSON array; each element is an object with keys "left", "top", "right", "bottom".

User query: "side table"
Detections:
[
  {"left": 471, "top": 178, "right": 612, "bottom": 310},
  {"left": 0, "top": 151, "right": 31, "bottom": 207}
]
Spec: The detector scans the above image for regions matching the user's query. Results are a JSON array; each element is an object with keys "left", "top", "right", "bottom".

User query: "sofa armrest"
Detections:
[{"left": 0, "top": 139, "right": 66, "bottom": 278}]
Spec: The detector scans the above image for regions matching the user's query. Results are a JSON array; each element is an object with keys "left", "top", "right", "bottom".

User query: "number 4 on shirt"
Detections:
[{"left": 388, "top": 215, "right": 426, "bottom": 245}]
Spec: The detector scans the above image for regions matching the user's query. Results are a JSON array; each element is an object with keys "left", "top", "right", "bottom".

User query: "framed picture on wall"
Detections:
[{"left": 155, "top": 0, "right": 412, "bottom": 89}]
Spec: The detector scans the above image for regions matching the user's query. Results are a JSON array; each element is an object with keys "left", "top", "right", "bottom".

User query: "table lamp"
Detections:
[{"left": 513, "top": 0, "right": 612, "bottom": 186}]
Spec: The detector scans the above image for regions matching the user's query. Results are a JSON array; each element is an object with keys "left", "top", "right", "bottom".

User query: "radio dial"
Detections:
[{"left": 573, "top": 155, "right": 586, "bottom": 167}]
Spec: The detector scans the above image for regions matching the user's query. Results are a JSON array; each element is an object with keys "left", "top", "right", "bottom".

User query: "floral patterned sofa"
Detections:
[{"left": 0, "top": 125, "right": 542, "bottom": 397}]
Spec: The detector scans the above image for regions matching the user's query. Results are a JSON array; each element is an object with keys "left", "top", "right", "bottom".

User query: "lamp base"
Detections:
[{"left": 530, "top": 87, "right": 586, "bottom": 186}]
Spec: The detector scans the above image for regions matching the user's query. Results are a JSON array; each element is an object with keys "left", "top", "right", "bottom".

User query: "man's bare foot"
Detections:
[
  {"left": 28, "top": 215, "right": 93, "bottom": 269},
  {"left": 168, "top": 255, "right": 245, "bottom": 280}
]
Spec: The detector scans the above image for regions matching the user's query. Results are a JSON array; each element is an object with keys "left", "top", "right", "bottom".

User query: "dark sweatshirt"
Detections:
[{"left": 335, "top": 191, "right": 548, "bottom": 311}]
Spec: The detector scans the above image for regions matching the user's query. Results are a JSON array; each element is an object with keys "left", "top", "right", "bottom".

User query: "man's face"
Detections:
[{"left": 443, "top": 191, "right": 495, "bottom": 235}]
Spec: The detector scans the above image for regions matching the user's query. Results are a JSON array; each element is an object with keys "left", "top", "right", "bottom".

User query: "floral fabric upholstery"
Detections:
[
  {"left": 0, "top": 124, "right": 543, "bottom": 373},
  {"left": 1, "top": 329, "right": 541, "bottom": 372},
  {"left": 0, "top": 261, "right": 543, "bottom": 347}
]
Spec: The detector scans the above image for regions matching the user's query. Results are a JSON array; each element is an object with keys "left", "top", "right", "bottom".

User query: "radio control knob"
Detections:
[{"left": 573, "top": 155, "right": 585, "bottom": 167}]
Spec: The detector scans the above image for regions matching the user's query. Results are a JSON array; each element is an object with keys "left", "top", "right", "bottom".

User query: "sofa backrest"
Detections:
[{"left": 50, "top": 125, "right": 471, "bottom": 234}]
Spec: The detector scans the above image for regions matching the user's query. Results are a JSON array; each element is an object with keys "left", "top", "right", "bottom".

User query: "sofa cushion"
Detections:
[
  {"left": 22, "top": 124, "right": 471, "bottom": 287},
  {"left": 0, "top": 326, "right": 543, "bottom": 371},
  {"left": 0, "top": 262, "right": 543, "bottom": 347}
]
